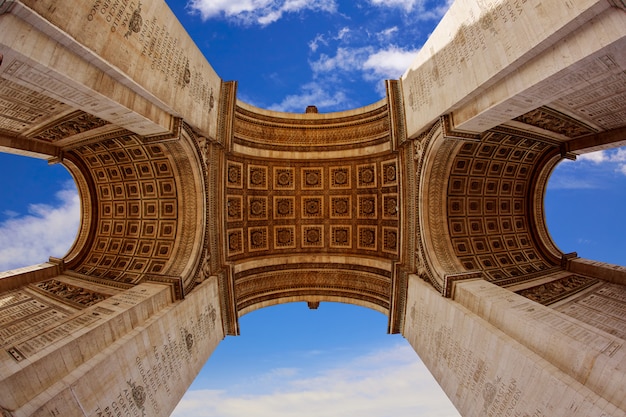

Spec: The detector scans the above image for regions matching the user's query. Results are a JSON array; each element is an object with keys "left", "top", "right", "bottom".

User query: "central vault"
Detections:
[{"left": 221, "top": 83, "right": 403, "bottom": 320}]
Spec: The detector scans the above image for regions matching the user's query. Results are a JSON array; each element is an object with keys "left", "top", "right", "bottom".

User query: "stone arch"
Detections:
[
  {"left": 220, "top": 96, "right": 403, "bottom": 328},
  {"left": 49, "top": 127, "right": 208, "bottom": 294}
]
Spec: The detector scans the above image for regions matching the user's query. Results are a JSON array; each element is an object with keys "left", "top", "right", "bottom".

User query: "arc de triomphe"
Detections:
[{"left": 1, "top": 0, "right": 625, "bottom": 415}]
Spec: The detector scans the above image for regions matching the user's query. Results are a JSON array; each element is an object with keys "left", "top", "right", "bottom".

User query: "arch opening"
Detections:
[
  {"left": 172, "top": 301, "right": 461, "bottom": 417},
  {"left": 545, "top": 146, "right": 626, "bottom": 266},
  {"left": 0, "top": 152, "right": 80, "bottom": 272}
]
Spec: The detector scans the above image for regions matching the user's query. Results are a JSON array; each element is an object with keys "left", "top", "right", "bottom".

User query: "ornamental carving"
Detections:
[
  {"left": 234, "top": 103, "right": 390, "bottom": 149},
  {"left": 445, "top": 129, "right": 557, "bottom": 283},
  {"left": 274, "top": 168, "right": 295, "bottom": 189},
  {"left": 235, "top": 266, "right": 392, "bottom": 313},
  {"left": 514, "top": 106, "right": 595, "bottom": 138},
  {"left": 35, "top": 279, "right": 108, "bottom": 307},
  {"left": 225, "top": 155, "right": 399, "bottom": 261},
  {"left": 127, "top": 380, "right": 146, "bottom": 410},
  {"left": 124, "top": 3, "right": 143, "bottom": 38},
  {"left": 516, "top": 275, "right": 598, "bottom": 305},
  {"left": 32, "top": 111, "right": 108, "bottom": 142},
  {"left": 67, "top": 133, "right": 204, "bottom": 285},
  {"left": 330, "top": 167, "right": 351, "bottom": 188}
]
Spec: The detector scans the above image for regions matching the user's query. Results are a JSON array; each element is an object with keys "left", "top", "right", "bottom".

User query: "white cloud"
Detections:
[
  {"left": 0, "top": 184, "right": 80, "bottom": 272},
  {"left": 363, "top": 45, "right": 418, "bottom": 79},
  {"left": 310, "top": 47, "right": 372, "bottom": 74},
  {"left": 268, "top": 82, "right": 352, "bottom": 112},
  {"left": 578, "top": 151, "right": 607, "bottom": 163},
  {"left": 548, "top": 146, "right": 626, "bottom": 189},
  {"left": 368, "top": 0, "right": 453, "bottom": 19},
  {"left": 187, "top": 0, "right": 337, "bottom": 25},
  {"left": 578, "top": 148, "right": 626, "bottom": 164},
  {"left": 576, "top": 147, "right": 626, "bottom": 176},
  {"left": 369, "top": 0, "right": 419, "bottom": 12},
  {"left": 376, "top": 26, "right": 399, "bottom": 41},
  {"left": 310, "top": 45, "right": 416, "bottom": 80},
  {"left": 613, "top": 148, "right": 626, "bottom": 162},
  {"left": 335, "top": 27, "right": 351, "bottom": 41},
  {"left": 172, "top": 344, "right": 461, "bottom": 417},
  {"left": 547, "top": 177, "right": 598, "bottom": 190},
  {"left": 308, "top": 45, "right": 417, "bottom": 98},
  {"left": 2, "top": 210, "right": 19, "bottom": 218},
  {"left": 309, "top": 34, "right": 328, "bottom": 52}
]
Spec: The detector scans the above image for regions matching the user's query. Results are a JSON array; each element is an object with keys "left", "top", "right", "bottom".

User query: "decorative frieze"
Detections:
[{"left": 516, "top": 275, "right": 598, "bottom": 305}]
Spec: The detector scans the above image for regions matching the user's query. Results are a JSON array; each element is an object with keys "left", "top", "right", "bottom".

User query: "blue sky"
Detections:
[{"left": 0, "top": 0, "right": 625, "bottom": 415}]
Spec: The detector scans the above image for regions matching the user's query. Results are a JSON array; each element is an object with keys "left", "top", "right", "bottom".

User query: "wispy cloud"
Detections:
[
  {"left": 376, "top": 26, "right": 399, "bottom": 41},
  {"left": 310, "top": 45, "right": 416, "bottom": 80},
  {"left": 311, "top": 47, "right": 372, "bottom": 74},
  {"left": 578, "top": 148, "right": 626, "bottom": 169},
  {"left": 547, "top": 176, "right": 599, "bottom": 190},
  {"left": 309, "top": 34, "right": 328, "bottom": 52},
  {"left": 187, "top": 0, "right": 338, "bottom": 25},
  {"left": 267, "top": 81, "right": 353, "bottom": 112},
  {"left": 577, "top": 238, "right": 594, "bottom": 245},
  {"left": 367, "top": 0, "right": 453, "bottom": 19},
  {"left": 0, "top": 184, "right": 79, "bottom": 272},
  {"left": 362, "top": 45, "right": 419, "bottom": 79},
  {"left": 307, "top": 44, "right": 417, "bottom": 98},
  {"left": 548, "top": 146, "right": 626, "bottom": 189},
  {"left": 186, "top": 0, "right": 450, "bottom": 111},
  {"left": 172, "top": 344, "right": 460, "bottom": 417}
]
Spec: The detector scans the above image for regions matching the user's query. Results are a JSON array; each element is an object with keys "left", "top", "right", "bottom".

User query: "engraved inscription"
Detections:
[
  {"left": 95, "top": 304, "right": 218, "bottom": 416},
  {"left": 405, "top": 0, "right": 531, "bottom": 112}
]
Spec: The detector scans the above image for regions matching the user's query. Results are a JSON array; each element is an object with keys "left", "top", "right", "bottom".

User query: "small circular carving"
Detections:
[
  {"left": 277, "top": 229, "right": 292, "bottom": 244},
  {"left": 362, "top": 199, "right": 375, "bottom": 214},
  {"left": 128, "top": 10, "right": 143, "bottom": 34},
  {"left": 483, "top": 383, "right": 497, "bottom": 408},
  {"left": 334, "top": 170, "right": 347, "bottom": 185},
  {"left": 334, "top": 199, "right": 348, "bottom": 214},
  {"left": 185, "top": 332, "right": 194, "bottom": 350},
  {"left": 306, "top": 229, "right": 320, "bottom": 243},
  {"left": 277, "top": 200, "right": 291, "bottom": 215},
  {"left": 183, "top": 64, "right": 191, "bottom": 85},
  {"left": 228, "top": 234, "right": 239, "bottom": 250},
  {"left": 361, "top": 168, "right": 374, "bottom": 184},
  {"left": 305, "top": 172, "right": 319, "bottom": 186},
  {"left": 250, "top": 200, "right": 264, "bottom": 216},
  {"left": 277, "top": 171, "right": 291, "bottom": 186},
  {"left": 305, "top": 200, "right": 319, "bottom": 215},
  {"left": 386, "top": 198, "right": 397, "bottom": 215},
  {"left": 132, "top": 385, "right": 146, "bottom": 408},
  {"left": 251, "top": 231, "right": 264, "bottom": 247},
  {"left": 362, "top": 229, "right": 375, "bottom": 245},
  {"left": 228, "top": 167, "right": 239, "bottom": 183},
  {"left": 228, "top": 201, "right": 240, "bottom": 217},
  {"left": 335, "top": 230, "right": 348, "bottom": 243},
  {"left": 251, "top": 170, "right": 264, "bottom": 185},
  {"left": 386, "top": 165, "right": 396, "bottom": 181}
]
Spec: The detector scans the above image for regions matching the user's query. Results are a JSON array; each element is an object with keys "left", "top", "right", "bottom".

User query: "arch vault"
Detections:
[{"left": 1, "top": 0, "right": 626, "bottom": 416}]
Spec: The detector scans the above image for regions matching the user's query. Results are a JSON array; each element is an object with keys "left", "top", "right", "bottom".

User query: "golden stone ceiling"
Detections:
[
  {"left": 225, "top": 155, "right": 400, "bottom": 260},
  {"left": 221, "top": 95, "right": 402, "bottom": 317}
]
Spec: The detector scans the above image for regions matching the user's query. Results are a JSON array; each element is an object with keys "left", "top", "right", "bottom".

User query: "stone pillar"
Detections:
[
  {"left": 403, "top": 275, "right": 626, "bottom": 417},
  {"left": 0, "top": 277, "right": 224, "bottom": 417}
]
